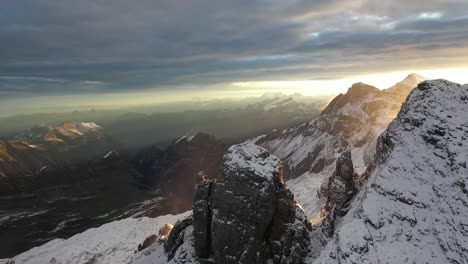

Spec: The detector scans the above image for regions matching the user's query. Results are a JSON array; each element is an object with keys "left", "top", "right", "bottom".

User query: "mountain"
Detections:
[
  {"left": 386, "top": 73, "right": 427, "bottom": 97},
  {"left": 246, "top": 93, "right": 325, "bottom": 115},
  {"left": 105, "top": 93, "right": 328, "bottom": 150},
  {"left": 312, "top": 80, "right": 468, "bottom": 263},
  {"left": 0, "top": 122, "right": 153, "bottom": 258},
  {"left": 0, "top": 121, "right": 113, "bottom": 181},
  {"left": 10, "top": 79, "right": 467, "bottom": 263},
  {"left": 133, "top": 79, "right": 468, "bottom": 264},
  {"left": 254, "top": 74, "right": 426, "bottom": 217},
  {"left": 0, "top": 121, "right": 125, "bottom": 198},
  {"left": 133, "top": 132, "right": 228, "bottom": 213}
]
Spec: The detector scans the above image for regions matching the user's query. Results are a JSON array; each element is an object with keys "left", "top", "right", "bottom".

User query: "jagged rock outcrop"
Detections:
[
  {"left": 326, "top": 151, "right": 356, "bottom": 217},
  {"left": 159, "top": 224, "right": 174, "bottom": 238},
  {"left": 208, "top": 143, "right": 282, "bottom": 264},
  {"left": 148, "top": 143, "right": 311, "bottom": 264},
  {"left": 137, "top": 234, "right": 158, "bottom": 252},
  {"left": 319, "top": 151, "right": 357, "bottom": 236},
  {"left": 313, "top": 80, "right": 468, "bottom": 263},
  {"left": 192, "top": 177, "right": 213, "bottom": 259},
  {"left": 165, "top": 217, "right": 193, "bottom": 260}
]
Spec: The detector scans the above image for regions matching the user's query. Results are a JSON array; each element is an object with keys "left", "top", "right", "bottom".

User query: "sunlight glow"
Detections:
[
  {"left": 230, "top": 67, "right": 468, "bottom": 97},
  {"left": 2, "top": 67, "right": 467, "bottom": 117}
]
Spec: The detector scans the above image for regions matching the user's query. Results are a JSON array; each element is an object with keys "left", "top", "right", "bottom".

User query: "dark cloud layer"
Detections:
[{"left": 1, "top": 0, "right": 468, "bottom": 96}]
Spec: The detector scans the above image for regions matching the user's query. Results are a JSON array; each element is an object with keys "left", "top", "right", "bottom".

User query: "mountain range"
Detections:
[
  {"left": 124, "top": 79, "right": 468, "bottom": 263},
  {"left": 255, "top": 73, "right": 427, "bottom": 218},
  {"left": 3, "top": 75, "right": 468, "bottom": 264}
]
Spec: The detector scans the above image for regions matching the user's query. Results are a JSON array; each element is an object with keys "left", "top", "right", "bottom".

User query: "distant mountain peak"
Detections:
[
  {"left": 347, "top": 82, "right": 380, "bottom": 98},
  {"left": 398, "top": 72, "right": 427, "bottom": 87},
  {"left": 384, "top": 73, "right": 428, "bottom": 100}
]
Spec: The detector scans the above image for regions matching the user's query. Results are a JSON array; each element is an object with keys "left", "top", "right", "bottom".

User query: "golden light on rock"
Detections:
[{"left": 159, "top": 223, "right": 174, "bottom": 238}]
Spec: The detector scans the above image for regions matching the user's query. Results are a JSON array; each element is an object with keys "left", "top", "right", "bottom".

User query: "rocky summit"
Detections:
[{"left": 131, "top": 143, "right": 311, "bottom": 264}]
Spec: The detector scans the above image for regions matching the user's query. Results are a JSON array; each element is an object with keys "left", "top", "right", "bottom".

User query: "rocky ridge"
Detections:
[
  {"left": 256, "top": 74, "right": 424, "bottom": 179},
  {"left": 312, "top": 80, "right": 468, "bottom": 263},
  {"left": 255, "top": 74, "right": 426, "bottom": 218}
]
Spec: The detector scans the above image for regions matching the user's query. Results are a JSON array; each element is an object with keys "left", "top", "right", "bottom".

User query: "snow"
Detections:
[
  {"left": 174, "top": 136, "right": 187, "bottom": 143},
  {"left": 103, "top": 151, "right": 114, "bottom": 159},
  {"left": 130, "top": 225, "right": 198, "bottom": 264},
  {"left": 76, "top": 122, "right": 101, "bottom": 133},
  {"left": 174, "top": 135, "right": 195, "bottom": 143},
  {"left": 394, "top": 73, "right": 426, "bottom": 88},
  {"left": 286, "top": 172, "right": 325, "bottom": 219},
  {"left": 12, "top": 211, "right": 191, "bottom": 264},
  {"left": 262, "top": 97, "right": 292, "bottom": 111},
  {"left": 223, "top": 143, "right": 281, "bottom": 180},
  {"left": 313, "top": 80, "right": 468, "bottom": 263}
]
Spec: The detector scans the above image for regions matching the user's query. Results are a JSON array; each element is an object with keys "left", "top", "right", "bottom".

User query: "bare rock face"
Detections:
[
  {"left": 159, "top": 224, "right": 173, "bottom": 238},
  {"left": 164, "top": 217, "right": 193, "bottom": 260},
  {"left": 209, "top": 144, "right": 280, "bottom": 263},
  {"left": 327, "top": 151, "right": 357, "bottom": 216},
  {"left": 320, "top": 151, "right": 357, "bottom": 236},
  {"left": 192, "top": 177, "right": 213, "bottom": 259},
  {"left": 166, "top": 143, "right": 311, "bottom": 264},
  {"left": 137, "top": 234, "right": 158, "bottom": 252}
]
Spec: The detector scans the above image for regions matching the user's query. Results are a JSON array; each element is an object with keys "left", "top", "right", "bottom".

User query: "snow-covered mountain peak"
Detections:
[
  {"left": 254, "top": 74, "right": 427, "bottom": 219},
  {"left": 17, "top": 121, "right": 104, "bottom": 144},
  {"left": 398, "top": 72, "right": 427, "bottom": 87},
  {"left": 314, "top": 79, "right": 468, "bottom": 263},
  {"left": 386, "top": 73, "right": 427, "bottom": 95},
  {"left": 345, "top": 82, "right": 380, "bottom": 98}
]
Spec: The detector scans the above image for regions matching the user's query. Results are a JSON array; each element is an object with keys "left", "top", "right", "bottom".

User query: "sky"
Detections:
[{"left": 1, "top": 0, "right": 468, "bottom": 113}]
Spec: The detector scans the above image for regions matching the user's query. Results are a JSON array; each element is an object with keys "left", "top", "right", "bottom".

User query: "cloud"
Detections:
[
  {"left": 0, "top": 0, "right": 468, "bottom": 97},
  {"left": 83, "top": 80, "right": 104, "bottom": 85}
]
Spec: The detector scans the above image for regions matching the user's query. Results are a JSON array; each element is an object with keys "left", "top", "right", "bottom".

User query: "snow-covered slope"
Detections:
[
  {"left": 255, "top": 74, "right": 426, "bottom": 218},
  {"left": 313, "top": 80, "right": 468, "bottom": 263},
  {"left": 11, "top": 211, "right": 190, "bottom": 264}
]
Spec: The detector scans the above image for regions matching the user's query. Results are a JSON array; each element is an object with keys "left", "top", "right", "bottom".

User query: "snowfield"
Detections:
[
  {"left": 11, "top": 211, "right": 191, "bottom": 264},
  {"left": 286, "top": 172, "right": 325, "bottom": 218}
]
